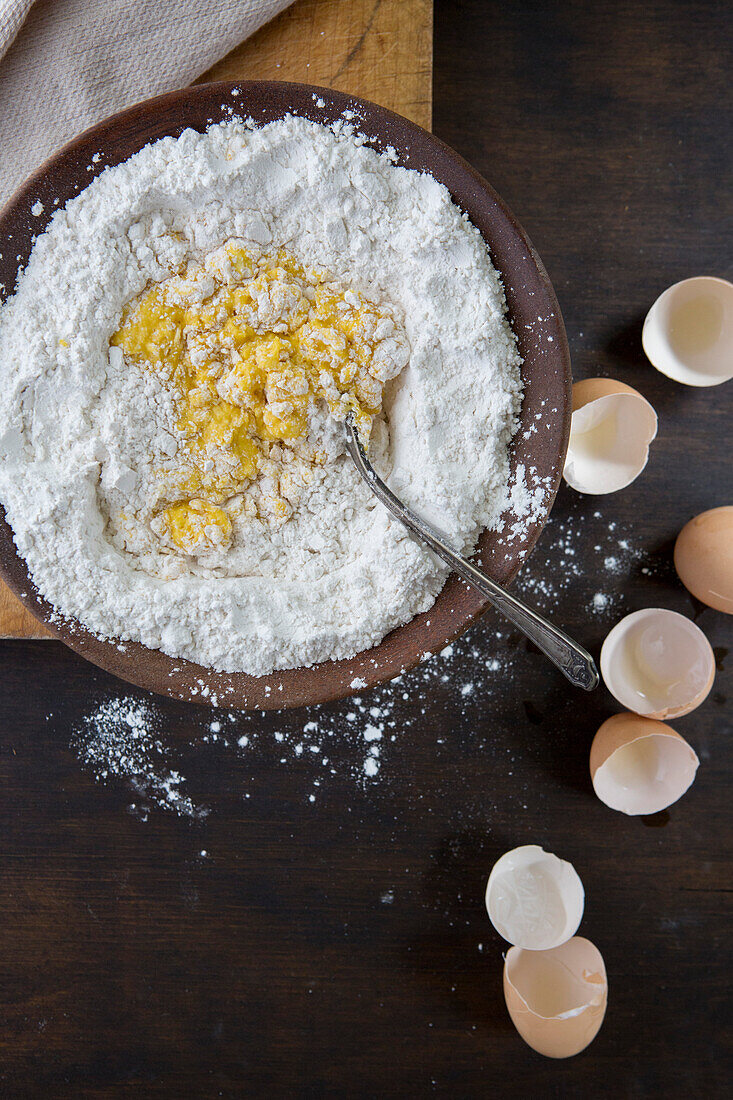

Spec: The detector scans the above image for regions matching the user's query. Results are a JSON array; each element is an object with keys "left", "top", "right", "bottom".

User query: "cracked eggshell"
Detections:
[
  {"left": 674, "top": 506, "right": 733, "bottom": 614},
  {"left": 485, "top": 845, "right": 584, "bottom": 951},
  {"left": 563, "top": 378, "right": 658, "bottom": 494},
  {"left": 600, "top": 608, "right": 715, "bottom": 720},
  {"left": 642, "top": 276, "right": 733, "bottom": 387},
  {"left": 503, "top": 937, "right": 608, "bottom": 1059},
  {"left": 590, "top": 712, "right": 699, "bottom": 815}
]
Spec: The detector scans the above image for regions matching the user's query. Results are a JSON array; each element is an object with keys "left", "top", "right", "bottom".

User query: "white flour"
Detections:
[
  {"left": 72, "top": 697, "right": 206, "bottom": 818},
  {"left": 68, "top": 509, "right": 650, "bottom": 820},
  {"left": 0, "top": 114, "right": 522, "bottom": 674}
]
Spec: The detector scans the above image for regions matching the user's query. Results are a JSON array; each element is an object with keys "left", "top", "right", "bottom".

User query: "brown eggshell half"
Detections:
[
  {"left": 590, "top": 712, "right": 699, "bottom": 815},
  {"left": 503, "top": 937, "right": 608, "bottom": 1059},
  {"left": 674, "top": 506, "right": 733, "bottom": 614},
  {"left": 564, "top": 378, "right": 658, "bottom": 495},
  {"left": 600, "top": 608, "right": 715, "bottom": 720},
  {"left": 572, "top": 377, "right": 647, "bottom": 411}
]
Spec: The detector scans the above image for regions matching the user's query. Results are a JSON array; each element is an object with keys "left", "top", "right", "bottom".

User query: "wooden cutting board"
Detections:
[{"left": 0, "top": 0, "right": 433, "bottom": 639}]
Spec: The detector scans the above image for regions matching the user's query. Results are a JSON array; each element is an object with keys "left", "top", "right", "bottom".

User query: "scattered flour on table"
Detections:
[
  {"left": 72, "top": 697, "right": 207, "bottom": 819},
  {"left": 69, "top": 509, "right": 649, "bottom": 818},
  {"left": 0, "top": 113, "right": 525, "bottom": 676},
  {"left": 514, "top": 508, "right": 645, "bottom": 618}
]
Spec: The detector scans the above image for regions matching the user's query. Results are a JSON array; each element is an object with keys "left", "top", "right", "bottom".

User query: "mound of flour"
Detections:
[{"left": 0, "top": 115, "right": 522, "bottom": 674}]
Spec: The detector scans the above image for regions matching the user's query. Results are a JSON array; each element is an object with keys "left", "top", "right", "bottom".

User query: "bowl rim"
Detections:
[{"left": 0, "top": 79, "right": 572, "bottom": 709}]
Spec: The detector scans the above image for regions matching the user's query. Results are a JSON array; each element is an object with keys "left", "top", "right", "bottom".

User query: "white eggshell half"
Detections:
[
  {"left": 485, "top": 845, "right": 584, "bottom": 951},
  {"left": 590, "top": 712, "right": 699, "bottom": 815},
  {"left": 563, "top": 378, "right": 658, "bottom": 495},
  {"left": 503, "top": 937, "right": 608, "bottom": 1058},
  {"left": 642, "top": 276, "right": 733, "bottom": 387},
  {"left": 674, "top": 506, "right": 733, "bottom": 614},
  {"left": 600, "top": 608, "right": 715, "bottom": 720}
]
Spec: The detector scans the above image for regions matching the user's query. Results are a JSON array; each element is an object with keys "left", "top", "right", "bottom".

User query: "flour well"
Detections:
[{"left": 0, "top": 115, "right": 522, "bottom": 673}]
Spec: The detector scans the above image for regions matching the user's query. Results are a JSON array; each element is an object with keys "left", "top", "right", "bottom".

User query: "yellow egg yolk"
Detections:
[
  {"left": 110, "top": 245, "right": 403, "bottom": 555},
  {"left": 160, "top": 499, "right": 233, "bottom": 555}
]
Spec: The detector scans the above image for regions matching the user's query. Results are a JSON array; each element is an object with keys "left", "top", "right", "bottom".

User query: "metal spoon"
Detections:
[{"left": 344, "top": 414, "right": 599, "bottom": 691}]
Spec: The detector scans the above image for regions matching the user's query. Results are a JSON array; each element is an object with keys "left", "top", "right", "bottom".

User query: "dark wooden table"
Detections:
[{"left": 1, "top": 1, "right": 731, "bottom": 1095}]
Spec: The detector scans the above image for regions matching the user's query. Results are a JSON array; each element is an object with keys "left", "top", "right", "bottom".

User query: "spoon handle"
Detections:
[{"left": 345, "top": 419, "right": 598, "bottom": 691}]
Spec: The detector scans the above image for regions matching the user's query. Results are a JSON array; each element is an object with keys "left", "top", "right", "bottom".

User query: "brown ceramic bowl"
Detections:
[{"left": 0, "top": 81, "right": 571, "bottom": 709}]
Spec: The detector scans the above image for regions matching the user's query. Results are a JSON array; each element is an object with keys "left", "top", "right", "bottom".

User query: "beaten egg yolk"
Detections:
[
  {"left": 111, "top": 246, "right": 397, "bottom": 555},
  {"left": 163, "top": 499, "right": 233, "bottom": 556}
]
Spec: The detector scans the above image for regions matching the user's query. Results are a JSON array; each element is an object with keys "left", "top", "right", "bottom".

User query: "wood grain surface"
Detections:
[
  {"left": 1, "top": 1, "right": 732, "bottom": 1097},
  {"left": 0, "top": 0, "right": 433, "bottom": 640},
  {"left": 201, "top": 0, "right": 433, "bottom": 130}
]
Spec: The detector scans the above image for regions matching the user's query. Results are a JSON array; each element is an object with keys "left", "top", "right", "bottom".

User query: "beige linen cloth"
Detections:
[{"left": 0, "top": 0, "right": 294, "bottom": 201}]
